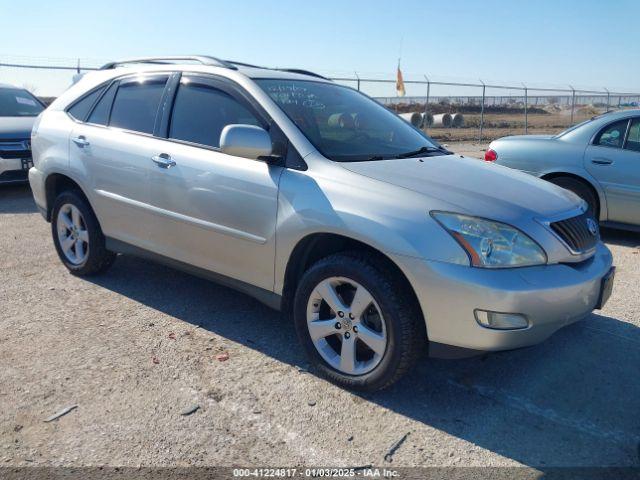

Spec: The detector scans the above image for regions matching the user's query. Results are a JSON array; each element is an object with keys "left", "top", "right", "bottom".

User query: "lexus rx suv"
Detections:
[
  {"left": 29, "top": 56, "right": 614, "bottom": 391},
  {"left": 0, "top": 83, "right": 45, "bottom": 184}
]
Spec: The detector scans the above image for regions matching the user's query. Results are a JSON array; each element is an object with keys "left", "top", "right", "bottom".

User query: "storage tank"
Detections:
[
  {"left": 399, "top": 112, "right": 423, "bottom": 128},
  {"left": 432, "top": 113, "right": 453, "bottom": 128},
  {"left": 451, "top": 113, "right": 464, "bottom": 128},
  {"left": 422, "top": 112, "right": 434, "bottom": 128}
]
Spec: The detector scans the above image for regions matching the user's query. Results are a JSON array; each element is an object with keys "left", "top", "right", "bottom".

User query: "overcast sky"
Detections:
[{"left": 1, "top": 0, "right": 638, "bottom": 96}]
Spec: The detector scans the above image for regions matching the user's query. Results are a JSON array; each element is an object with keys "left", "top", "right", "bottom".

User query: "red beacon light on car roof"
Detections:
[{"left": 484, "top": 149, "right": 498, "bottom": 162}]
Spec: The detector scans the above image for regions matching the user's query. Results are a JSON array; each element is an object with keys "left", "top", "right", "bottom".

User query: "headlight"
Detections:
[{"left": 431, "top": 212, "right": 547, "bottom": 268}]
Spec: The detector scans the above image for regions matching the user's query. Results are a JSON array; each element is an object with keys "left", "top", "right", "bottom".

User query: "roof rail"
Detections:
[
  {"left": 226, "top": 62, "right": 330, "bottom": 81},
  {"left": 99, "top": 57, "right": 330, "bottom": 81},
  {"left": 276, "top": 68, "right": 330, "bottom": 80},
  {"left": 224, "top": 59, "right": 266, "bottom": 69},
  {"left": 99, "top": 56, "right": 238, "bottom": 70}
]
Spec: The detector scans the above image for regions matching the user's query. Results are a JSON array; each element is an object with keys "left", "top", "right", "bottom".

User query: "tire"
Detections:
[
  {"left": 293, "top": 252, "right": 425, "bottom": 391},
  {"left": 548, "top": 176, "right": 599, "bottom": 218},
  {"left": 51, "top": 190, "right": 116, "bottom": 276}
]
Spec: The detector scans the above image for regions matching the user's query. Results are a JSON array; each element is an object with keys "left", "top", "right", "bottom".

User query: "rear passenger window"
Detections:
[
  {"left": 169, "top": 79, "right": 261, "bottom": 148},
  {"left": 68, "top": 87, "right": 105, "bottom": 121},
  {"left": 594, "top": 120, "right": 628, "bottom": 148},
  {"left": 109, "top": 76, "right": 168, "bottom": 134},
  {"left": 87, "top": 83, "right": 117, "bottom": 125},
  {"left": 624, "top": 119, "right": 640, "bottom": 153}
]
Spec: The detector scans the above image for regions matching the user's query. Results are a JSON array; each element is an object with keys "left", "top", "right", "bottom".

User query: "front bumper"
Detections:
[
  {"left": 28, "top": 166, "right": 47, "bottom": 219},
  {"left": 392, "top": 242, "right": 613, "bottom": 352},
  {"left": 0, "top": 157, "right": 30, "bottom": 183}
]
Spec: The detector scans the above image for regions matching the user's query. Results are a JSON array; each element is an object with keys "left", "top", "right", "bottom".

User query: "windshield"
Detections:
[
  {"left": 256, "top": 79, "right": 442, "bottom": 162},
  {"left": 0, "top": 88, "right": 45, "bottom": 117}
]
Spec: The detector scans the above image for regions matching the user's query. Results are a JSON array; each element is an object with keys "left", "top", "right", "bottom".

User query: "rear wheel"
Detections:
[
  {"left": 293, "top": 252, "right": 425, "bottom": 391},
  {"left": 548, "top": 176, "right": 599, "bottom": 218},
  {"left": 51, "top": 190, "right": 116, "bottom": 276}
]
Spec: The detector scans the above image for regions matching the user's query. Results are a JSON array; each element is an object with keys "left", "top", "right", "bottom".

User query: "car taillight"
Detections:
[{"left": 484, "top": 149, "right": 498, "bottom": 162}]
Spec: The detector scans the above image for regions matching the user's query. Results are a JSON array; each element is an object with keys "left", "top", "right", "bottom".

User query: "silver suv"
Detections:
[{"left": 29, "top": 56, "right": 614, "bottom": 391}]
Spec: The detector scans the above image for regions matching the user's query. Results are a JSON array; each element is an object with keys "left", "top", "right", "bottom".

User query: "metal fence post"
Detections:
[
  {"left": 604, "top": 87, "right": 610, "bottom": 112},
  {"left": 424, "top": 75, "right": 430, "bottom": 125},
  {"left": 479, "top": 80, "right": 486, "bottom": 142},
  {"left": 522, "top": 83, "right": 528, "bottom": 134},
  {"left": 569, "top": 85, "right": 576, "bottom": 124},
  {"left": 354, "top": 71, "right": 360, "bottom": 91}
]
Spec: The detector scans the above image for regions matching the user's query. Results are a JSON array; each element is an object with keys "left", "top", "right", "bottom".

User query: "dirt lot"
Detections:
[
  {"left": 425, "top": 113, "right": 577, "bottom": 143},
  {"left": 1, "top": 173, "right": 639, "bottom": 471}
]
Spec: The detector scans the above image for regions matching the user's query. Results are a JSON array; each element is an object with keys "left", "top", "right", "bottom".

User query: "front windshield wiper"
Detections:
[
  {"left": 359, "top": 147, "right": 446, "bottom": 162},
  {"left": 395, "top": 146, "right": 445, "bottom": 158}
]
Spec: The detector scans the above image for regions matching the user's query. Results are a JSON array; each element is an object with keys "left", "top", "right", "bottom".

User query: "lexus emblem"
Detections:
[{"left": 586, "top": 218, "right": 598, "bottom": 236}]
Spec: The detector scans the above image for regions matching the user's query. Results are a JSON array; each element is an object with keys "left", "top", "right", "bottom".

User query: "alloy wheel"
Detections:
[
  {"left": 306, "top": 276, "right": 387, "bottom": 375},
  {"left": 56, "top": 203, "right": 90, "bottom": 265}
]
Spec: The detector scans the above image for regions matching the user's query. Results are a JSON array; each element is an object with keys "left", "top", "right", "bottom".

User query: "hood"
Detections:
[
  {"left": 340, "top": 154, "right": 581, "bottom": 221},
  {"left": 0, "top": 117, "right": 36, "bottom": 140}
]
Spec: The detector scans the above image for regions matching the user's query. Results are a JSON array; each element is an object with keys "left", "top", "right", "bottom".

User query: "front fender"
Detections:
[
  {"left": 273, "top": 168, "right": 469, "bottom": 294},
  {"left": 537, "top": 167, "right": 608, "bottom": 221}
]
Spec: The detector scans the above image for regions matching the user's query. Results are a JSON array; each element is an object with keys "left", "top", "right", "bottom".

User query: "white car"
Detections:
[{"left": 0, "top": 84, "right": 45, "bottom": 184}]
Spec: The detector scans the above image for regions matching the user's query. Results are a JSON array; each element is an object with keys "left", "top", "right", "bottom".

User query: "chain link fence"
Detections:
[
  {"left": 2, "top": 56, "right": 639, "bottom": 143},
  {"left": 330, "top": 75, "right": 640, "bottom": 143},
  {"left": 0, "top": 55, "right": 105, "bottom": 104}
]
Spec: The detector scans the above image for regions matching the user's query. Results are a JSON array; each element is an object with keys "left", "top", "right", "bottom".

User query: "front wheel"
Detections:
[
  {"left": 51, "top": 190, "right": 116, "bottom": 276},
  {"left": 293, "top": 252, "right": 425, "bottom": 391}
]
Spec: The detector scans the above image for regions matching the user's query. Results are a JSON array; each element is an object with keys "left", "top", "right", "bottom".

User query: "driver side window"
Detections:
[
  {"left": 594, "top": 119, "right": 629, "bottom": 148},
  {"left": 169, "top": 78, "right": 261, "bottom": 149}
]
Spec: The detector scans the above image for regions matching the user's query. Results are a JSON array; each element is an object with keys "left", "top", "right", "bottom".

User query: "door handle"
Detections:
[
  {"left": 72, "top": 136, "right": 90, "bottom": 147},
  {"left": 152, "top": 153, "right": 176, "bottom": 169},
  {"left": 591, "top": 158, "right": 613, "bottom": 165}
]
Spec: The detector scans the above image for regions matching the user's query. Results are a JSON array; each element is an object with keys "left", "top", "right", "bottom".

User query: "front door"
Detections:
[
  {"left": 145, "top": 74, "right": 282, "bottom": 291},
  {"left": 585, "top": 117, "right": 640, "bottom": 225}
]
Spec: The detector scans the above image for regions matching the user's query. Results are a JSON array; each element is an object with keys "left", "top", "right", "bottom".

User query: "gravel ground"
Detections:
[
  {"left": 1, "top": 180, "right": 639, "bottom": 471},
  {"left": 445, "top": 141, "right": 488, "bottom": 159}
]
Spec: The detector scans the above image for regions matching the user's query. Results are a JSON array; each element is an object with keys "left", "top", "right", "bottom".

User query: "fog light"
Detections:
[{"left": 474, "top": 310, "right": 529, "bottom": 330}]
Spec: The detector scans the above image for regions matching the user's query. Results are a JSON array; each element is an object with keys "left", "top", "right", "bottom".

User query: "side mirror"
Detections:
[{"left": 220, "top": 124, "right": 273, "bottom": 160}]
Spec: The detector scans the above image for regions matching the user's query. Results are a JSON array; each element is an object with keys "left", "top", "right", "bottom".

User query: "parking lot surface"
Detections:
[{"left": 1, "top": 182, "right": 639, "bottom": 470}]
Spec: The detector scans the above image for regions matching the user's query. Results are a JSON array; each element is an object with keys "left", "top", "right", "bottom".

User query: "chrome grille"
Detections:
[{"left": 550, "top": 211, "right": 599, "bottom": 253}]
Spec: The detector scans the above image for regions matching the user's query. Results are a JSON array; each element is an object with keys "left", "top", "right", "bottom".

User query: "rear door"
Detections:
[
  {"left": 144, "top": 73, "right": 283, "bottom": 290},
  {"left": 584, "top": 117, "right": 640, "bottom": 225},
  {"left": 69, "top": 74, "right": 173, "bottom": 248}
]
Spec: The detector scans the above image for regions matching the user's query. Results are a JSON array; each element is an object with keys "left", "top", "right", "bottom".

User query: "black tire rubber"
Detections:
[
  {"left": 293, "top": 251, "right": 425, "bottom": 391},
  {"left": 51, "top": 190, "right": 116, "bottom": 276},
  {"left": 548, "top": 176, "right": 599, "bottom": 218}
]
